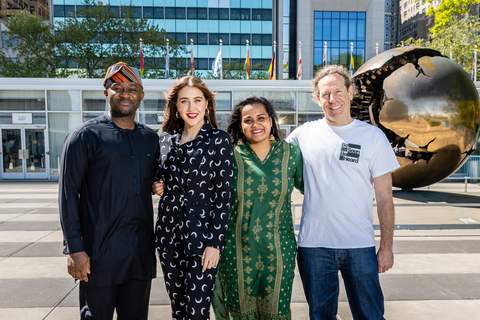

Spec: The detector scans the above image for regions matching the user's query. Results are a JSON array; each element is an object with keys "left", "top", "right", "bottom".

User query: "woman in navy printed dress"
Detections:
[{"left": 154, "top": 76, "right": 234, "bottom": 320}]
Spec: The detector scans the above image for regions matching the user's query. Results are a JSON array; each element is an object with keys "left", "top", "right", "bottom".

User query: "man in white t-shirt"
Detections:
[{"left": 286, "top": 65, "right": 400, "bottom": 320}]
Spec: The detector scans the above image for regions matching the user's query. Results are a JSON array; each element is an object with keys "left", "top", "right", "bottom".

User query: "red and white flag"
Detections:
[{"left": 297, "top": 42, "right": 302, "bottom": 80}]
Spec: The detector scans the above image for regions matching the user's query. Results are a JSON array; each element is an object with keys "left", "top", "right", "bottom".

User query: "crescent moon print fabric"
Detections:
[{"left": 155, "top": 121, "right": 234, "bottom": 320}]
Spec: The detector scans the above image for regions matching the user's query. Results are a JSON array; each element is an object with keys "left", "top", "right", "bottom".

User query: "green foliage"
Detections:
[
  {"left": 0, "top": 11, "right": 58, "bottom": 77},
  {"left": 428, "top": 18, "right": 480, "bottom": 75},
  {"left": 400, "top": 17, "right": 480, "bottom": 78},
  {"left": 425, "top": 0, "right": 480, "bottom": 37},
  {"left": 398, "top": 38, "right": 426, "bottom": 47}
]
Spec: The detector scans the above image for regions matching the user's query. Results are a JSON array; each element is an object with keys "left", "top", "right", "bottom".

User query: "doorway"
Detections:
[{"left": 1, "top": 127, "right": 49, "bottom": 179}]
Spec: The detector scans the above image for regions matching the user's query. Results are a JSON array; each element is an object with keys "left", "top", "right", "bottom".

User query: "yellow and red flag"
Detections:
[{"left": 244, "top": 44, "right": 250, "bottom": 79}]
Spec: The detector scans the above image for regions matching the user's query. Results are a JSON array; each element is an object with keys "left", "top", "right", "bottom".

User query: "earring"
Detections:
[
  {"left": 236, "top": 131, "right": 244, "bottom": 145},
  {"left": 205, "top": 108, "right": 210, "bottom": 116},
  {"left": 175, "top": 111, "right": 181, "bottom": 118},
  {"left": 269, "top": 127, "right": 275, "bottom": 141}
]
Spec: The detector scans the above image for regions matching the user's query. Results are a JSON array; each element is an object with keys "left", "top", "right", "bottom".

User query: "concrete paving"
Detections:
[{"left": 0, "top": 181, "right": 480, "bottom": 319}]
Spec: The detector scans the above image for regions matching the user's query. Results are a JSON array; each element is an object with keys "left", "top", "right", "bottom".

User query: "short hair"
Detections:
[
  {"left": 311, "top": 65, "right": 353, "bottom": 103},
  {"left": 227, "top": 95, "right": 282, "bottom": 144},
  {"left": 162, "top": 76, "right": 218, "bottom": 132}
]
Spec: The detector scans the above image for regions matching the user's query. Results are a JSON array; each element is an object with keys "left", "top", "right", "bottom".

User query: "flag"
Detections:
[
  {"left": 297, "top": 44, "right": 302, "bottom": 80},
  {"left": 472, "top": 58, "right": 476, "bottom": 81},
  {"left": 350, "top": 54, "right": 354, "bottom": 77},
  {"left": 165, "top": 40, "right": 170, "bottom": 79},
  {"left": 190, "top": 41, "right": 195, "bottom": 75},
  {"left": 322, "top": 45, "right": 326, "bottom": 68},
  {"left": 212, "top": 49, "right": 222, "bottom": 78},
  {"left": 269, "top": 54, "right": 275, "bottom": 80},
  {"left": 269, "top": 55, "right": 275, "bottom": 80},
  {"left": 244, "top": 45, "right": 250, "bottom": 79},
  {"left": 139, "top": 41, "right": 144, "bottom": 77}
]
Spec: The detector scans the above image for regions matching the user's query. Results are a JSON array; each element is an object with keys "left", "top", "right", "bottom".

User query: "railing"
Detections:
[{"left": 447, "top": 155, "right": 480, "bottom": 192}]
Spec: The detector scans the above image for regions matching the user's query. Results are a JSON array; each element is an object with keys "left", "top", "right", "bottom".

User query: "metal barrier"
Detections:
[{"left": 448, "top": 155, "right": 480, "bottom": 192}]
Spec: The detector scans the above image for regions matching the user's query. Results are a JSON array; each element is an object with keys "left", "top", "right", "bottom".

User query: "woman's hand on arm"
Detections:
[{"left": 201, "top": 246, "right": 220, "bottom": 272}]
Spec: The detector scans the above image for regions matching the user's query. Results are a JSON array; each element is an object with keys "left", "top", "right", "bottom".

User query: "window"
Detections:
[
  {"left": 198, "top": 8, "right": 207, "bottom": 19},
  {"left": 2, "top": 32, "right": 17, "bottom": 48},
  {"left": 175, "top": 7, "right": 185, "bottom": 19},
  {"left": 313, "top": 11, "right": 366, "bottom": 72},
  {"left": 209, "top": 8, "right": 218, "bottom": 19},
  {"left": 144, "top": 7, "right": 154, "bottom": 18},
  {"left": 219, "top": 8, "right": 229, "bottom": 20},
  {"left": 187, "top": 8, "right": 197, "bottom": 19},
  {"left": 240, "top": 9, "right": 250, "bottom": 20},
  {"left": 230, "top": 8, "right": 240, "bottom": 19},
  {"left": 153, "top": 7, "right": 163, "bottom": 18}
]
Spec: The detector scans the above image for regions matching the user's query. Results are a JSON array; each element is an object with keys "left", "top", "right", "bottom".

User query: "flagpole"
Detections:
[
  {"left": 273, "top": 41, "right": 276, "bottom": 80},
  {"left": 297, "top": 41, "right": 302, "bottom": 80},
  {"left": 190, "top": 39, "right": 195, "bottom": 76},
  {"left": 220, "top": 39, "right": 223, "bottom": 80},
  {"left": 165, "top": 38, "right": 170, "bottom": 79}
]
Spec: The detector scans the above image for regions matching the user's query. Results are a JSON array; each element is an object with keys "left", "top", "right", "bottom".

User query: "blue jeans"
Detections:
[{"left": 297, "top": 246, "right": 385, "bottom": 320}]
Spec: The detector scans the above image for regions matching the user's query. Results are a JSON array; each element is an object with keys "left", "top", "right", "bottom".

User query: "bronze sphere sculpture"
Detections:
[{"left": 352, "top": 46, "right": 480, "bottom": 189}]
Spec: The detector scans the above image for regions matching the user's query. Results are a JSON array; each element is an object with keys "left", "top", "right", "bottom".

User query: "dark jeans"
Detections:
[
  {"left": 79, "top": 279, "right": 151, "bottom": 320},
  {"left": 297, "top": 246, "right": 385, "bottom": 320}
]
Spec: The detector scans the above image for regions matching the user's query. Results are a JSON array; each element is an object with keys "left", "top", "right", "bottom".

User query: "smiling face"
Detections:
[
  {"left": 240, "top": 103, "right": 272, "bottom": 145},
  {"left": 316, "top": 73, "right": 354, "bottom": 127},
  {"left": 104, "top": 82, "right": 144, "bottom": 118},
  {"left": 176, "top": 86, "right": 208, "bottom": 131}
]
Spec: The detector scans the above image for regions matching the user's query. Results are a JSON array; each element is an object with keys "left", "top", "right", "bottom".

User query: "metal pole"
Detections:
[{"left": 375, "top": 43, "right": 379, "bottom": 56}]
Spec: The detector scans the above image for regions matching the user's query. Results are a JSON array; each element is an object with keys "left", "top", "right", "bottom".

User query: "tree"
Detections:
[
  {"left": 55, "top": 0, "right": 186, "bottom": 78},
  {"left": 0, "top": 10, "right": 58, "bottom": 77},
  {"left": 398, "top": 18, "right": 480, "bottom": 76},
  {"left": 425, "top": 0, "right": 480, "bottom": 37}
]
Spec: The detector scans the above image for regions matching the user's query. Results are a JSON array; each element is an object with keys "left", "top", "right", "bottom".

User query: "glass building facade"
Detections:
[
  {"left": 52, "top": 0, "right": 275, "bottom": 71},
  {"left": 313, "top": 11, "right": 366, "bottom": 72}
]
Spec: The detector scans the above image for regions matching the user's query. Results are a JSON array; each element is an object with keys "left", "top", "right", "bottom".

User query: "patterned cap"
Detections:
[{"left": 103, "top": 62, "right": 143, "bottom": 88}]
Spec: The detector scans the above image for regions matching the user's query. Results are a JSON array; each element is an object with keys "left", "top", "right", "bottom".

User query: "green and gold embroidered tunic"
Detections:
[{"left": 216, "top": 140, "right": 303, "bottom": 320}]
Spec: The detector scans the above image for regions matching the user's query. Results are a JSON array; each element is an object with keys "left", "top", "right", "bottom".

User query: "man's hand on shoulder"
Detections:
[{"left": 67, "top": 251, "right": 90, "bottom": 282}]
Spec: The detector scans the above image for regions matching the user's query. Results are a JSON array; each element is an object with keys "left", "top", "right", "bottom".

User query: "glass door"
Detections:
[
  {"left": 1, "top": 127, "right": 48, "bottom": 179},
  {"left": 24, "top": 128, "right": 47, "bottom": 179},
  {"left": 1, "top": 128, "right": 24, "bottom": 179}
]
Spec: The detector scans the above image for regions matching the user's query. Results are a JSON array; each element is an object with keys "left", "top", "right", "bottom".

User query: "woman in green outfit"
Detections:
[{"left": 213, "top": 96, "right": 303, "bottom": 320}]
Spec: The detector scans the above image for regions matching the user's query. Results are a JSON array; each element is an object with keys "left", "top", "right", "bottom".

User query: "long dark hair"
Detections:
[
  {"left": 227, "top": 95, "right": 282, "bottom": 144},
  {"left": 162, "top": 76, "right": 218, "bottom": 132}
]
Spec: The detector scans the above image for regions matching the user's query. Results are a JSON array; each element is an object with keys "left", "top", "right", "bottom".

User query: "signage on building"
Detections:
[{"left": 12, "top": 113, "right": 33, "bottom": 124}]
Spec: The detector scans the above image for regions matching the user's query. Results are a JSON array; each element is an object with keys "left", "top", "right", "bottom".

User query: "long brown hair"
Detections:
[{"left": 162, "top": 76, "right": 218, "bottom": 132}]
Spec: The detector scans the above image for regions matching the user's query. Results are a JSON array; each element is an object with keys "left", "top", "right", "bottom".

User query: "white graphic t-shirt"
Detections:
[{"left": 286, "top": 119, "right": 400, "bottom": 249}]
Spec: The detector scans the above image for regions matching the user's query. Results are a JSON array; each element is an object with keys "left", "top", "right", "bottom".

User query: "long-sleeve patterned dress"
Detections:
[{"left": 214, "top": 139, "right": 303, "bottom": 320}]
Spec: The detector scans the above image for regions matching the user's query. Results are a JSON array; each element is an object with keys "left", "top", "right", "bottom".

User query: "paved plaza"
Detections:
[{"left": 0, "top": 181, "right": 480, "bottom": 319}]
